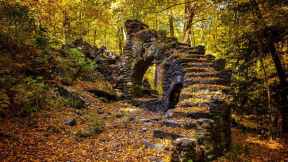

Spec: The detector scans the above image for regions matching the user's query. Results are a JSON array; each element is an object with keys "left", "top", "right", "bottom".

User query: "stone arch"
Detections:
[
  {"left": 131, "top": 56, "right": 155, "bottom": 95},
  {"left": 118, "top": 20, "right": 186, "bottom": 111}
]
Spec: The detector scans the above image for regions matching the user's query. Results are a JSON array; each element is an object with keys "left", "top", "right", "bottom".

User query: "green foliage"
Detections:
[
  {"left": 56, "top": 48, "right": 97, "bottom": 84},
  {"left": 143, "top": 64, "right": 163, "bottom": 95},
  {"left": 0, "top": 76, "right": 63, "bottom": 115},
  {"left": 10, "top": 77, "right": 49, "bottom": 113},
  {"left": 34, "top": 27, "right": 49, "bottom": 49},
  {"left": 76, "top": 112, "right": 104, "bottom": 138},
  {"left": 67, "top": 48, "right": 96, "bottom": 72},
  {"left": 87, "top": 113, "right": 104, "bottom": 134},
  {"left": 63, "top": 97, "right": 84, "bottom": 109}
]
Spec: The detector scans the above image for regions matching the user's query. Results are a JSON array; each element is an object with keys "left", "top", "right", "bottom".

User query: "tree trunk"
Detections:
[
  {"left": 267, "top": 40, "right": 288, "bottom": 133},
  {"left": 93, "top": 29, "right": 97, "bottom": 46},
  {"left": 250, "top": 0, "right": 288, "bottom": 133},
  {"left": 63, "top": 10, "right": 71, "bottom": 44},
  {"left": 117, "top": 27, "right": 124, "bottom": 55},
  {"left": 169, "top": 15, "right": 174, "bottom": 37},
  {"left": 183, "top": 0, "right": 195, "bottom": 45}
]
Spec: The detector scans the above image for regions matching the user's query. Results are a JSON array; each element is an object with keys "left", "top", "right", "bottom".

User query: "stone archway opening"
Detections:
[{"left": 131, "top": 57, "right": 162, "bottom": 98}]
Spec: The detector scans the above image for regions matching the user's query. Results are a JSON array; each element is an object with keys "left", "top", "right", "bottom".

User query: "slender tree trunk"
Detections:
[
  {"left": 79, "top": 0, "right": 84, "bottom": 39},
  {"left": 267, "top": 40, "right": 288, "bottom": 133},
  {"left": 93, "top": 29, "right": 97, "bottom": 46},
  {"left": 260, "top": 59, "right": 275, "bottom": 137},
  {"left": 169, "top": 15, "right": 174, "bottom": 37},
  {"left": 63, "top": 10, "right": 71, "bottom": 44},
  {"left": 183, "top": 0, "right": 195, "bottom": 45},
  {"left": 117, "top": 27, "right": 124, "bottom": 55}
]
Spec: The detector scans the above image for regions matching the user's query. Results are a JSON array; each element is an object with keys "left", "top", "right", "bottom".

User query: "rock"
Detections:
[
  {"left": 64, "top": 119, "right": 77, "bottom": 126},
  {"left": 140, "top": 118, "right": 157, "bottom": 124},
  {"left": 149, "top": 156, "right": 163, "bottom": 162},
  {"left": 154, "top": 144, "right": 165, "bottom": 151},
  {"left": 196, "top": 118, "right": 214, "bottom": 129},
  {"left": 75, "top": 126, "right": 103, "bottom": 138},
  {"left": 74, "top": 110, "right": 82, "bottom": 116},
  {"left": 153, "top": 129, "right": 182, "bottom": 140},
  {"left": 164, "top": 110, "right": 174, "bottom": 118},
  {"left": 162, "top": 119, "right": 179, "bottom": 128},
  {"left": 144, "top": 140, "right": 154, "bottom": 148},
  {"left": 144, "top": 140, "right": 165, "bottom": 151},
  {"left": 75, "top": 129, "right": 92, "bottom": 138},
  {"left": 190, "top": 45, "right": 205, "bottom": 54},
  {"left": 171, "top": 138, "right": 197, "bottom": 162},
  {"left": 47, "top": 126, "right": 61, "bottom": 133},
  {"left": 143, "top": 140, "right": 165, "bottom": 151},
  {"left": 129, "top": 116, "right": 136, "bottom": 121},
  {"left": 143, "top": 122, "right": 153, "bottom": 126},
  {"left": 97, "top": 108, "right": 105, "bottom": 114},
  {"left": 57, "top": 85, "right": 86, "bottom": 109},
  {"left": 115, "top": 112, "right": 123, "bottom": 118},
  {"left": 141, "top": 128, "right": 148, "bottom": 132},
  {"left": 213, "top": 59, "right": 226, "bottom": 71}
]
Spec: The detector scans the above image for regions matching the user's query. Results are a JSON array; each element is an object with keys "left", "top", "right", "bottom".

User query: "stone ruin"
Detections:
[
  {"left": 116, "top": 20, "right": 232, "bottom": 161},
  {"left": 62, "top": 20, "right": 232, "bottom": 161}
]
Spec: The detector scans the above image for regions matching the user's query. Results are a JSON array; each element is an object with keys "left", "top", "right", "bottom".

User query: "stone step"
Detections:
[
  {"left": 182, "top": 62, "right": 213, "bottom": 68},
  {"left": 182, "top": 85, "right": 226, "bottom": 91},
  {"left": 179, "top": 58, "right": 209, "bottom": 63},
  {"left": 172, "top": 106, "right": 209, "bottom": 113},
  {"left": 184, "top": 79, "right": 227, "bottom": 85},
  {"left": 179, "top": 93, "right": 225, "bottom": 100},
  {"left": 183, "top": 54, "right": 207, "bottom": 59},
  {"left": 161, "top": 119, "right": 197, "bottom": 129},
  {"left": 153, "top": 129, "right": 183, "bottom": 140},
  {"left": 172, "top": 111, "right": 212, "bottom": 119},
  {"left": 185, "top": 72, "right": 221, "bottom": 78},
  {"left": 181, "top": 90, "right": 223, "bottom": 95},
  {"left": 177, "top": 101, "right": 211, "bottom": 108},
  {"left": 184, "top": 67, "right": 213, "bottom": 73},
  {"left": 162, "top": 117, "right": 215, "bottom": 128},
  {"left": 181, "top": 89, "right": 223, "bottom": 95},
  {"left": 153, "top": 127, "right": 196, "bottom": 140},
  {"left": 184, "top": 76, "right": 221, "bottom": 81}
]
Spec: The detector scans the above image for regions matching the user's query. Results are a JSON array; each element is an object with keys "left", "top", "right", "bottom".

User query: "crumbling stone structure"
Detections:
[
  {"left": 66, "top": 20, "right": 232, "bottom": 161},
  {"left": 118, "top": 20, "right": 232, "bottom": 161},
  {"left": 117, "top": 20, "right": 194, "bottom": 111}
]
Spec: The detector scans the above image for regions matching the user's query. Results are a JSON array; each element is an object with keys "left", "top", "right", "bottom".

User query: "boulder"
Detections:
[
  {"left": 171, "top": 138, "right": 197, "bottom": 162},
  {"left": 64, "top": 119, "right": 77, "bottom": 126}
]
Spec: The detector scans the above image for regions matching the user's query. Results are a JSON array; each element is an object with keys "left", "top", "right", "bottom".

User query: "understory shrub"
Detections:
[
  {"left": 56, "top": 48, "right": 97, "bottom": 84},
  {"left": 6, "top": 77, "right": 64, "bottom": 115}
]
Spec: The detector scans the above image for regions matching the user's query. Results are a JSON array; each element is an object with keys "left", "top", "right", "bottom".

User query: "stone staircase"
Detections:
[
  {"left": 149, "top": 52, "right": 231, "bottom": 161},
  {"left": 116, "top": 20, "right": 231, "bottom": 161}
]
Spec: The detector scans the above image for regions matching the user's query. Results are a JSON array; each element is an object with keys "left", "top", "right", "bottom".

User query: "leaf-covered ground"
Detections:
[{"left": 0, "top": 84, "right": 288, "bottom": 162}]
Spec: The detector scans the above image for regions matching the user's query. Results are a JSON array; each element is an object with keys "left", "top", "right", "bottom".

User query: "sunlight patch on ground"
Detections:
[
  {"left": 246, "top": 136, "right": 284, "bottom": 150},
  {"left": 120, "top": 107, "right": 139, "bottom": 113}
]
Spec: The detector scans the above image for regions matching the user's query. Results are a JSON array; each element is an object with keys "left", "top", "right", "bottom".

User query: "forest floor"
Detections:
[{"left": 0, "top": 83, "right": 288, "bottom": 162}]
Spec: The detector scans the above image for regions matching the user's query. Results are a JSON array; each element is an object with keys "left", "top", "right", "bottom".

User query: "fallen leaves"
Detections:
[{"left": 245, "top": 136, "right": 284, "bottom": 150}]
